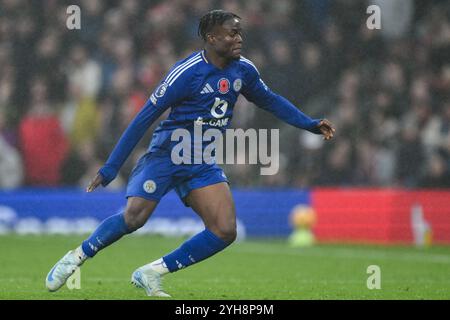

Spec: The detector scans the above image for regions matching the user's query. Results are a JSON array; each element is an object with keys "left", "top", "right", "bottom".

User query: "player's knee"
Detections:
[
  {"left": 215, "top": 224, "right": 237, "bottom": 244},
  {"left": 124, "top": 208, "right": 147, "bottom": 232}
]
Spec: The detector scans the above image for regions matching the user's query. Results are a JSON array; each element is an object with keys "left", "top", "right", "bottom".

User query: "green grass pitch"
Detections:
[{"left": 1, "top": 234, "right": 449, "bottom": 300}]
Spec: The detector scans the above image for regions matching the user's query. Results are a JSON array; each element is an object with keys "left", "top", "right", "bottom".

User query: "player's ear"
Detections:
[{"left": 206, "top": 33, "right": 215, "bottom": 44}]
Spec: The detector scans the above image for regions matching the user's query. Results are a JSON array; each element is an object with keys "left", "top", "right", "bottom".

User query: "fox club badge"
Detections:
[
  {"left": 143, "top": 180, "right": 157, "bottom": 193},
  {"left": 233, "top": 78, "right": 242, "bottom": 92}
]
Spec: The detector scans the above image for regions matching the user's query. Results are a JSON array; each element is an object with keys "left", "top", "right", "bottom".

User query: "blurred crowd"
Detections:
[{"left": 0, "top": 0, "right": 449, "bottom": 189}]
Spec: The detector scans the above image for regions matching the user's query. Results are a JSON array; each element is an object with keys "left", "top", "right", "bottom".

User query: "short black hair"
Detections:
[{"left": 198, "top": 10, "right": 241, "bottom": 41}]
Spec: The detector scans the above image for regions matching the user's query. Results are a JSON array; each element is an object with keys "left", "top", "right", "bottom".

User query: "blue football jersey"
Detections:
[{"left": 147, "top": 50, "right": 270, "bottom": 152}]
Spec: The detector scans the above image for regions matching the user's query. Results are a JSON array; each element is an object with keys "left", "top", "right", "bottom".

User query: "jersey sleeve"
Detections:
[
  {"left": 240, "top": 60, "right": 322, "bottom": 134},
  {"left": 98, "top": 65, "right": 194, "bottom": 186}
]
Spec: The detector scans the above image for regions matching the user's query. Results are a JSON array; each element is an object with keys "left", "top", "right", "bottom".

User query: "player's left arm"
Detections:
[{"left": 241, "top": 65, "right": 335, "bottom": 140}]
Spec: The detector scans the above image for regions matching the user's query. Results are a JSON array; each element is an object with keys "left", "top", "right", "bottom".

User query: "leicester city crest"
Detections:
[
  {"left": 233, "top": 79, "right": 242, "bottom": 92},
  {"left": 143, "top": 180, "right": 157, "bottom": 194}
]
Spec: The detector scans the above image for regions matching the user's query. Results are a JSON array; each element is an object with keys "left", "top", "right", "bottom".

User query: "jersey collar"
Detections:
[{"left": 201, "top": 50, "right": 209, "bottom": 63}]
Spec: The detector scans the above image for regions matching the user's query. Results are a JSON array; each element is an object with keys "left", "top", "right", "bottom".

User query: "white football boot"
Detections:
[
  {"left": 45, "top": 250, "right": 83, "bottom": 292},
  {"left": 131, "top": 268, "right": 171, "bottom": 297}
]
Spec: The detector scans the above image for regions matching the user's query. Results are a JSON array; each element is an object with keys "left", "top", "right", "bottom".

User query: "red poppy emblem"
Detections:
[{"left": 218, "top": 78, "right": 230, "bottom": 94}]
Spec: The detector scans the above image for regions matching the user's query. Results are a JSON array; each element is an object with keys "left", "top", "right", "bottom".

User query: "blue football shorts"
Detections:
[{"left": 126, "top": 151, "right": 229, "bottom": 205}]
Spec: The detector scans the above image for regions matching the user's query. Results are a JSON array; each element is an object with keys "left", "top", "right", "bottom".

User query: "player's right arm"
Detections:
[
  {"left": 87, "top": 61, "right": 195, "bottom": 191},
  {"left": 86, "top": 96, "right": 169, "bottom": 192}
]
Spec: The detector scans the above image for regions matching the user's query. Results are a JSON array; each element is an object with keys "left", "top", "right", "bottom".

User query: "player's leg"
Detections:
[
  {"left": 46, "top": 152, "right": 168, "bottom": 292},
  {"left": 45, "top": 197, "right": 158, "bottom": 292},
  {"left": 80, "top": 197, "right": 158, "bottom": 257},
  {"left": 162, "top": 182, "right": 236, "bottom": 270},
  {"left": 186, "top": 181, "right": 237, "bottom": 243},
  {"left": 131, "top": 163, "right": 233, "bottom": 297},
  {"left": 132, "top": 182, "right": 235, "bottom": 297},
  {"left": 138, "top": 181, "right": 235, "bottom": 276}
]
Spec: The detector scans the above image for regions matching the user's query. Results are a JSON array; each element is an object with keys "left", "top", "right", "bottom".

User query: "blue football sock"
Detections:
[
  {"left": 162, "top": 228, "right": 230, "bottom": 272},
  {"left": 81, "top": 211, "right": 131, "bottom": 257}
]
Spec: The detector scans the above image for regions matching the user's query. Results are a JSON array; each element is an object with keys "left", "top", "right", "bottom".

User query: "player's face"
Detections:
[{"left": 210, "top": 18, "right": 243, "bottom": 60}]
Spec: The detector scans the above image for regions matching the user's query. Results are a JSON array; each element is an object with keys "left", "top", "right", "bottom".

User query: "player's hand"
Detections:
[
  {"left": 86, "top": 173, "right": 103, "bottom": 193},
  {"left": 317, "top": 119, "right": 335, "bottom": 141}
]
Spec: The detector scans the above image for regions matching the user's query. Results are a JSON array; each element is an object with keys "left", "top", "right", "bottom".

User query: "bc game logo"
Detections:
[{"left": 211, "top": 98, "right": 228, "bottom": 119}]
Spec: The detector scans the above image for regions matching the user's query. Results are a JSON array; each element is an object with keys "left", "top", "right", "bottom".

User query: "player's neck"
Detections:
[{"left": 203, "top": 48, "right": 231, "bottom": 70}]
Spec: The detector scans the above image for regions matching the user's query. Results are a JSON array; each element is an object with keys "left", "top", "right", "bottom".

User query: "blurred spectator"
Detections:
[
  {"left": 18, "top": 79, "right": 69, "bottom": 186},
  {"left": 65, "top": 44, "right": 101, "bottom": 147},
  {"left": 0, "top": 136, "right": 23, "bottom": 189},
  {"left": 420, "top": 153, "right": 450, "bottom": 188},
  {"left": 317, "top": 138, "right": 354, "bottom": 186},
  {"left": 0, "top": 107, "right": 23, "bottom": 188},
  {"left": 396, "top": 125, "right": 426, "bottom": 187}
]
